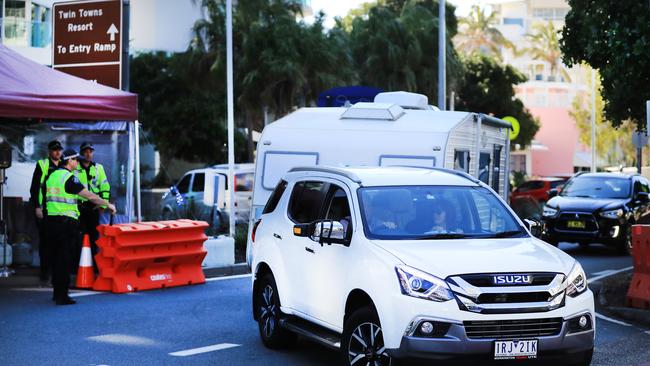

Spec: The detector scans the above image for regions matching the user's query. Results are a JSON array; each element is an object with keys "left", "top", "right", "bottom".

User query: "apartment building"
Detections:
[{"left": 489, "top": 0, "right": 592, "bottom": 177}]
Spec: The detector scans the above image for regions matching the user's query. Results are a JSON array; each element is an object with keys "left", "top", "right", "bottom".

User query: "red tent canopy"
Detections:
[{"left": 0, "top": 45, "right": 137, "bottom": 121}]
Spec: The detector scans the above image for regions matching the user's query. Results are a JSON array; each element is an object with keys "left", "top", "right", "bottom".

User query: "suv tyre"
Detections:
[
  {"left": 616, "top": 226, "right": 633, "bottom": 256},
  {"left": 255, "top": 273, "right": 296, "bottom": 349},
  {"left": 341, "top": 307, "right": 393, "bottom": 366},
  {"left": 572, "top": 348, "right": 593, "bottom": 366}
]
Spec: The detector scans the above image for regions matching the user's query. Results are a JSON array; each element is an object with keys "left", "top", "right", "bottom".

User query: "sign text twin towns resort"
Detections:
[{"left": 53, "top": 0, "right": 122, "bottom": 89}]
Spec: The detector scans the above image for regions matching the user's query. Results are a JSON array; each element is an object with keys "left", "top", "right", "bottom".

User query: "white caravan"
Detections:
[{"left": 246, "top": 91, "right": 512, "bottom": 265}]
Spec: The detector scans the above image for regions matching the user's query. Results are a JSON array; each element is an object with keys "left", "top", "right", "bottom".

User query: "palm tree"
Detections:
[
  {"left": 454, "top": 5, "right": 513, "bottom": 59},
  {"left": 525, "top": 21, "right": 571, "bottom": 82}
]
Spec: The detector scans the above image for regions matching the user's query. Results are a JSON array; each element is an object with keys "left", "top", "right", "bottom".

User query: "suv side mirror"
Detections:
[
  {"left": 524, "top": 218, "right": 543, "bottom": 238},
  {"left": 294, "top": 220, "right": 349, "bottom": 245},
  {"left": 636, "top": 192, "right": 649, "bottom": 203},
  {"left": 548, "top": 189, "right": 559, "bottom": 199}
]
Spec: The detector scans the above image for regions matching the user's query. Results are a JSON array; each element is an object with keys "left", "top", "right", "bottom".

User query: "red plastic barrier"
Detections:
[
  {"left": 627, "top": 225, "right": 650, "bottom": 309},
  {"left": 93, "top": 219, "right": 208, "bottom": 293}
]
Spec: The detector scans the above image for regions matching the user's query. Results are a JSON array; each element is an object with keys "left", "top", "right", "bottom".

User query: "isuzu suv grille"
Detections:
[
  {"left": 464, "top": 318, "right": 563, "bottom": 339},
  {"left": 447, "top": 273, "right": 566, "bottom": 314}
]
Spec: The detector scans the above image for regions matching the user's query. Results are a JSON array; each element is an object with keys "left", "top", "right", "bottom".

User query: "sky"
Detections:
[{"left": 308, "top": 0, "right": 488, "bottom": 28}]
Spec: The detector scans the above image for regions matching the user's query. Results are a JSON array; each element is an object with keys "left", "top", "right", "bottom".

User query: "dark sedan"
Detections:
[{"left": 541, "top": 172, "right": 650, "bottom": 254}]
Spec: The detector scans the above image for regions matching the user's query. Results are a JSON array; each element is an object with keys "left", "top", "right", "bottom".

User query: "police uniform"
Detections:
[
  {"left": 29, "top": 140, "right": 62, "bottom": 281},
  {"left": 75, "top": 142, "right": 110, "bottom": 272},
  {"left": 45, "top": 150, "right": 84, "bottom": 305}
]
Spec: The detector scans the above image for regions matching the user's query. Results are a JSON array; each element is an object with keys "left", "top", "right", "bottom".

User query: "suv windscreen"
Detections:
[
  {"left": 358, "top": 186, "right": 525, "bottom": 240},
  {"left": 560, "top": 176, "right": 630, "bottom": 199}
]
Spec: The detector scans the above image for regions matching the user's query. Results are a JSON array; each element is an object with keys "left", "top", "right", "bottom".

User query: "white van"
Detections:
[{"left": 246, "top": 91, "right": 512, "bottom": 265}]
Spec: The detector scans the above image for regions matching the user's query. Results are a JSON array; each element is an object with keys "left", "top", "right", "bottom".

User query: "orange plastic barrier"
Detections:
[
  {"left": 93, "top": 219, "right": 208, "bottom": 293},
  {"left": 627, "top": 225, "right": 650, "bottom": 309}
]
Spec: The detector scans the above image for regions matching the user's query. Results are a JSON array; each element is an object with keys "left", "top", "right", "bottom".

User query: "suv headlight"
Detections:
[
  {"left": 395, "top": 265, "right": 454, "bottom": 302},
  {"left": 599, "top": 208, "right": 623, "bottom": 219},
  {"left": 565, "top": 262, "right": 587, "bottom": 297},
  {"left": 542, "top": 205, "right": 558, "bottom": 217}
]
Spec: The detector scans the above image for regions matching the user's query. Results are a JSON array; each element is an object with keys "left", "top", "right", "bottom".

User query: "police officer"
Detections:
[
  {"left": 45, "top": 149, "right": 115, "bottom": 305},
  {"left": 75, "top": 142, "right": 110, "bottom": 272},
  {"left": 29, "top": 140, "right": 62, "bottom": 283}
]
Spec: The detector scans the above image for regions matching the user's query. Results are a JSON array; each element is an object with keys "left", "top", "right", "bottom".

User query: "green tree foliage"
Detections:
[
  {"left": 454, "top": 5, "right": 513, "bottom": 59},
  {"left": 561, "top": 0, "right": 650, "bottom": 129},
  {"left": 346, "top": 0, "right": 463, "bottom": 103},
  {"left": 569, "top": 69, "right": 636, "bottom": 166},
  {"left": 456, "top": 55, "right": 539, "bottom": 147},
  {"left": 130, "top": 52, "right": 248, "bottom": 164}
]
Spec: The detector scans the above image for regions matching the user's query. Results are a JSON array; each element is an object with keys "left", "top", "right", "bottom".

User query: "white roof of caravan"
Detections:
[{"left": 262, "top": 107, "right": 473, "bottom": 134}]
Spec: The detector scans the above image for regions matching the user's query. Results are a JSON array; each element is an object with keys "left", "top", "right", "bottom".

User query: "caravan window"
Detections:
[{"left": 454, "top": 150, "right": 470, "bottom": 173}]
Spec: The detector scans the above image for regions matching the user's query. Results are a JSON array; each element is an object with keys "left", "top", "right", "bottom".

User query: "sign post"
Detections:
[{"left": 52, "top": 0, "right": 123, "bottom": 89}]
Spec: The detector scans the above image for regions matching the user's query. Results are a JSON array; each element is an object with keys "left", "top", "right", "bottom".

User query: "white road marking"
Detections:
[
  {"left": 645, "top": 330, "right": 650, "bottom": 335},
  {"left": 169, "top": 343, "right": 240, "bottom": 356},
  {"left": 87, "top": 334, "right": 159, "bottom": 346},
  {"left": 587, "top": 266, "right": 633, "bottom": 283},
  {"left": 595, "top": 312, "right": 632, "bottom": 327},
  {"left": 205, "top": 274, "right": 251, "bottom": 282},
  {"left": 69, "top": 290, "right": 104, "bottom": 298}
]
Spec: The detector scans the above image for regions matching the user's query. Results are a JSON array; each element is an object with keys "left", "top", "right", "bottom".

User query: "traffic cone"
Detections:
[{"left": 76, "top": 235, "right": 95, "bottom": 289}]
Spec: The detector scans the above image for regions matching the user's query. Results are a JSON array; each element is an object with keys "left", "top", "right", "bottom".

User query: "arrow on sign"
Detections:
[{"left": 107, "top": 23, "right": 119, "bottom": 41}]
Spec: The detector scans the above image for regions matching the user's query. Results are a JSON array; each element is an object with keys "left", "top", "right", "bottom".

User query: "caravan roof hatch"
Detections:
[{"left": 340, "top": 102, "right": 405, "bottom": 121}]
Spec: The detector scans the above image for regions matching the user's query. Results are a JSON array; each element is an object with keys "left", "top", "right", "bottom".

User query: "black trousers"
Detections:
[
  {"left": 78, "top": 203, "right": 100, "bottom": 273},
  {"left": 45, "top": 216, "right": 79, "bottom": 300},
  {"left": 36, "top": 216, "right": 51, "bottom": 281}
]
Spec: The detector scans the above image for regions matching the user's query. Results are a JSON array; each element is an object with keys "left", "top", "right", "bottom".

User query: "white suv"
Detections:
[{"left": 251, "top": 166, "right": 594, "bottom": 365}]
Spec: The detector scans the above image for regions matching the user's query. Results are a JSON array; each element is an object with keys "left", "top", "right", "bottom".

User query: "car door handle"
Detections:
[
  {"left": 273, "top": 233, "right": 282, "bottom": 240},
  {"left": 305, "top": 247, "right": 314, "bottom": 254}
]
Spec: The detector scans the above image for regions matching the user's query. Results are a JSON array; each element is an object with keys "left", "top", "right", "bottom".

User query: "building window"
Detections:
[
  {"left": 503, "top": 17, "right": 524, "bottom": 27},
  {"left": 532, "top": 7, "right": 568, "bottom": 20},
  {"left": 4, "top": 0, "right": 28, "bottom": 46},
  {"left": 30, "top": 3, "right": 51, "bottom": 48}
]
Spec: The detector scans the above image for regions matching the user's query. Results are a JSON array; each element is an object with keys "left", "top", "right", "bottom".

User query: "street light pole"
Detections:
[
  {"left": 226, "top": 0, "right": 236, "bottom": 238},
  {"left": 438, "top": 0, "right": 446, "bottom": 110},
  {"left": 590, "top": 68, "right": 596, "bottom": 173}
]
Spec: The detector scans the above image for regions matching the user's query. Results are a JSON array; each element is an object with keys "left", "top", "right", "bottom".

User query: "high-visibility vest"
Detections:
[
  {"left": 45, "top": 169, "right": 80, "bottom": 220},
  {"left": 75, "top": 163, "right": 110, "bottom": 202},
  {"left": 37, "top": 159, "right": 49, "bottom": 206}
]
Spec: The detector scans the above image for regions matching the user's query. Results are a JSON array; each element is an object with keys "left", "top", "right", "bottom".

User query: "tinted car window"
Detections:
[
  {"left": 549, "top": 180, "right": 565, "bottom": 189},
  {"left": 561, "top": 176, "right": 630, "bottom": 199},
  {"left": 177, "top": 174, "right": 191, "bottom": 194},
  {"left": 634, "top": 178, "right": 650, "bottom": 194},
  {"left": 289, "top": 181, "right": 328, "bottom": 223},
  {"left": 191, "top": 173, "right": 205, "bottom": 193},
  {"left": 263, "top": 180, "right": 288, "bottom": 214},
  {"left": 325, "top": 186, "right": 352, "bottom": 222},
  {"left": 236, "top": 173, "right": 254, "bottom": 192},
  {"left": 516, "top": 181, "right": 544, "bottom": 192}
]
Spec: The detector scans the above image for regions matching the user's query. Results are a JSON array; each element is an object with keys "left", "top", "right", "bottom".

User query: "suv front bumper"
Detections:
[{"left": 388, "top": 317, "right": 593, "bottom": 364}]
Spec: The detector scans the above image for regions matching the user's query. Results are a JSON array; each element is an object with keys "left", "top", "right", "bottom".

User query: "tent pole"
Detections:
[{"left": 134, "top": 120, "right": 141, "bottom": 222}]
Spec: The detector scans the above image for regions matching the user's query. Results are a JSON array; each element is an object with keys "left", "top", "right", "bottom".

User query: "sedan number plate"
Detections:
[
  {"left": 494, "top": 339, "right": 538, "bottom": 360},
  {"left": 567, "top": 220, "right": 586, "bottom": 229}
]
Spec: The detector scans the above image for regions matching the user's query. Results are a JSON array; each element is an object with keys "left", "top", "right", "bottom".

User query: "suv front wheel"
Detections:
[
  {"left": 255, "top": 273, "right": 296, "bottom": 349},
  {"left": 341, "top": 307, "right": 393, "bottom": 366}
]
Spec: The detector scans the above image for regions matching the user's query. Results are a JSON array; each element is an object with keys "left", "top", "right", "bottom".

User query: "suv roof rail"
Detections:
[
  {"left": 392, "top": 165, "right": 480, "bottom": 184},
  {"left": 288, "top": 166, "right": 362, "bottom": 183}
]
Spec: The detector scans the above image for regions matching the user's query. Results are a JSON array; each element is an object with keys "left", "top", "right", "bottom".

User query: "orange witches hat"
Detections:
[{"left": 76, "top": 235, "right": 95, "bottom": 289}]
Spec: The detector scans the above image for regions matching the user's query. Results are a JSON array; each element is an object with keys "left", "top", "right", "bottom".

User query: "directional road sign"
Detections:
[{"left": 52, "top": 0, "right": 122, "bottom": 89}]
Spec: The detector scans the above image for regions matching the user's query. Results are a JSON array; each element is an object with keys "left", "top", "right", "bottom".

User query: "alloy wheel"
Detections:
[
  {"left": 259, "top": 285, "right": 277, "bottom": 338},
  {"left": 347, "top": 322, "right": 392, "bottom": 366}
]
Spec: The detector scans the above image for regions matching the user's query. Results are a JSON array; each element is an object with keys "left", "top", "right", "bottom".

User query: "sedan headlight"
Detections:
[
  {"left": 395, "top": 265, "right": 454, "bottom": 302},
  {"left": 542, "top": 205, "right": 558, "bottom": 217},
  {"left": 599, "top": 208, "right": 624, "bottom": 219},
  {"left": 565, "top": 262, "right": 587, "bottom": 297}
]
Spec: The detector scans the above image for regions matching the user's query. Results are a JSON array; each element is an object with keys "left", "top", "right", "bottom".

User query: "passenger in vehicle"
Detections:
[{"left": 429, "top": 199, "right": 463, "bottom": 234}]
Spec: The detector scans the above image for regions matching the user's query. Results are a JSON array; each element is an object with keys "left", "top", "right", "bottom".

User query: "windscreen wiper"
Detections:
[
  {"left": 415, "top": 233, "right": 469, "bottom": 240},
  {"left": 489, "top": 230, "right": 525, "bottom": 238}
]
